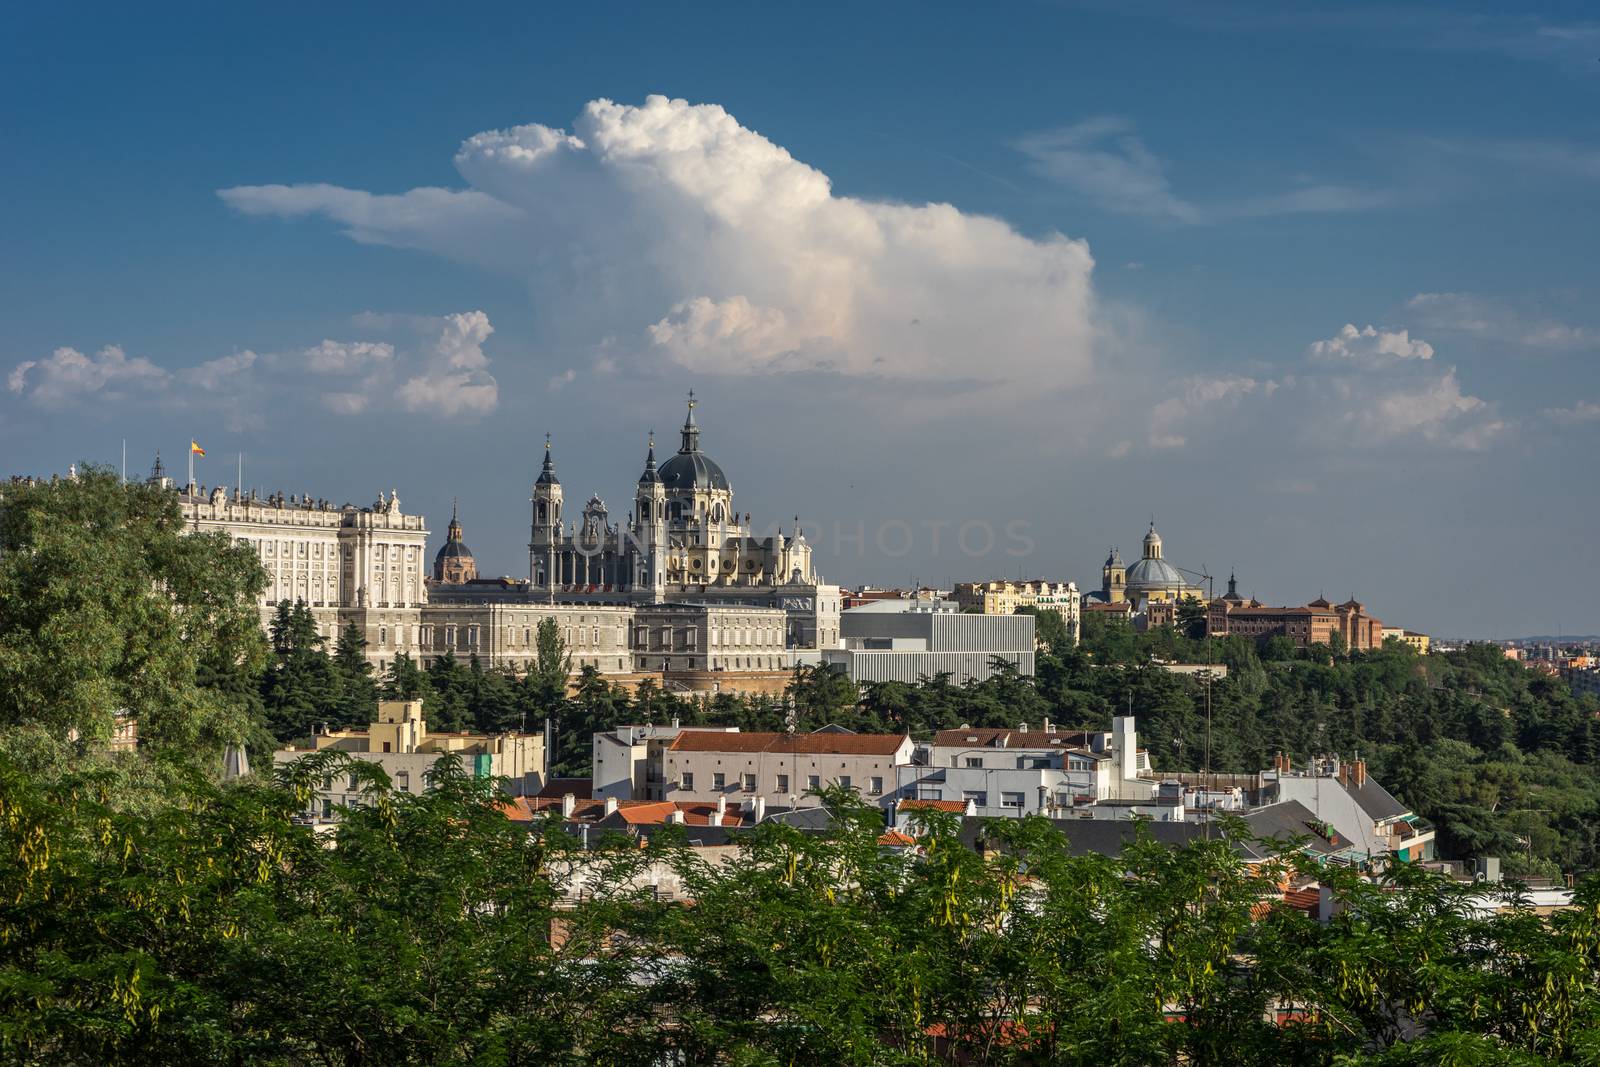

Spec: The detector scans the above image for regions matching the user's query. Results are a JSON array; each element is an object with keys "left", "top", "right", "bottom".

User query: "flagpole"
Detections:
[
  {"left": 237, "top": 452, "right": 243, "bottom": 498},
  {"left": 188, "top": 441, "right": 194, "bottom": 494},
  {"left": 121, "top": 439, "right": 126, "bottom": 484}
]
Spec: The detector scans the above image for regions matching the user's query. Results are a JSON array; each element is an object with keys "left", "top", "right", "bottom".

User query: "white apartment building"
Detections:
[
  {"left": 894, "top": 717, "right": 1153, "bottom": 820},
  {"left": 663, "top": 730, "right": 915, "bottom": 810},
  {"left": 592, "top": 721, "right": 742, "bottom": 802}
]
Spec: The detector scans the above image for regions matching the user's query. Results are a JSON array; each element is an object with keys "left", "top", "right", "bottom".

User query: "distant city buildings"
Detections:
[{"left": 951, "top": 579, "right": 1080, "bottom": 643}]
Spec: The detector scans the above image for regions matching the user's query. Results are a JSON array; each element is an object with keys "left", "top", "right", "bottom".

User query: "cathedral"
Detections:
[
  {"left": 519, "top": 395, "right": 818, "bottom": 598},
  {"left": 425, "top": 395, "right": 841, "bottom": 671},
  {"left": 1088, "top": 522, "right": 1203, "bottom": 611}
]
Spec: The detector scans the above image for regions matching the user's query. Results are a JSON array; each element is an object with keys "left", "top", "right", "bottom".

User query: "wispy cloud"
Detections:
[
  {"left": 1014, "top": 116, "right": 1390, "bottom": 225},
  {"left": 1545, "top": 401, "right": 1600, "bottom": 426},
  {"left": 1405, "top": 293, "right": 1595, "bottom": 352}
]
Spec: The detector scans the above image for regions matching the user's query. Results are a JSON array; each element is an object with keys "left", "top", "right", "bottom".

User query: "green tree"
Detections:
[
  {"left": 0, "top": 467, "right": 267, "bottom": 756},
  {"left": 330, "top": 621, "right": 377, "bottom": 726}
]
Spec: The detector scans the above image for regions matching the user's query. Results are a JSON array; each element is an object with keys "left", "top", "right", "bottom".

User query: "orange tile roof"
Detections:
[
  {"left": 669, "top": 731, "right": 907, "bottom": 756},
  {"left": 897, "top": 799, "right": 968, "bottom": 812},
  {"left": 878, "top": 830, "right": 916, "bottom": 846}
]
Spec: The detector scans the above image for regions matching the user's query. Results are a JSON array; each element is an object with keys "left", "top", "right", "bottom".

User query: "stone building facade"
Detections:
[{"left": 168, "top": 459, "right": 429, "bottom": 666}]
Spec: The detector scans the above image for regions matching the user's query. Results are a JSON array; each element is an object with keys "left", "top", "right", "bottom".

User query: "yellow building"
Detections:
[
  {"left": 275, "top": 700, "right": 545, "bottom": 823},
  {"left": 1382, "top": 627, "right": 1431, "bottom": 654},
  {"left": 951, "top": 579, "right": 1080, "bottom": 642}
]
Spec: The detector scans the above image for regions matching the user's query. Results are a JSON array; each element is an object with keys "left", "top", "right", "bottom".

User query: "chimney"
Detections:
[
  {"left": 716, "top": 794, "right": 727, "bottom": 815},
  {"left": 1113, "top": 716, "right": 1137, "bottom": 782},
  {"left": 1018, "top": 722, "right": 1028, "bottom": 733},
  {"left": 1043, "top": 718, "right": 1053, "bottom": 734},
  {"left": 667, "top": 809, "right": 685, "bottom": 825},
  {"left": 604, "top": 796, "right": 619, "bottom": 816},
  {"left": 561, "top": 793, "right": 576, "bottom": 818},
  {"left": 710, "top": 808, "right": 723, "bottom": 827},
  {"left": 753, "top": 796, "right": 766, "bottom": 823},
  {"left": 1352, "top": 758, "right": 1367, "bottom": 788}
]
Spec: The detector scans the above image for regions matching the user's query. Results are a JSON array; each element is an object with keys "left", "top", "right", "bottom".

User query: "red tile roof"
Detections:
[
  {"left": 897, "top": 799, "right": 968, "bottom": 812},
  {"left": 668, "top": 731, "right": 908, "bottom": 756}
]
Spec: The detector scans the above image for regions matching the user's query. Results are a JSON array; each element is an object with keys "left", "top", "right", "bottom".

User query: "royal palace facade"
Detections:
[{"left": 170, "top": 399, "right": 841, "bottom": 687}]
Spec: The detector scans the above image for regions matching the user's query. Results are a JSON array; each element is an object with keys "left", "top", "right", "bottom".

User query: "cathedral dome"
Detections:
[
  {"left": 432, "top": 503, "right": 477, "bottom": 584},
  {"left": 659, "top": 451, "right": 730, "bottom": 492},
  {"left": 1125, "top": 556, "right": 1186, "bottom": 591},
  {"left": 659, "top": 395, "right": 731, "bottom": 491}
]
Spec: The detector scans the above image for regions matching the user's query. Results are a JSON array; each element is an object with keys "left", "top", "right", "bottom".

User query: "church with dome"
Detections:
[
  {"left": 1089, "top": 522, "right": 1204, "bottom": 611},
  {"left": 422, "top": 396, "right": 841, "bottom": 674},
  {"left": 523, "top": 395, "right": 819, "bottom": 598}
]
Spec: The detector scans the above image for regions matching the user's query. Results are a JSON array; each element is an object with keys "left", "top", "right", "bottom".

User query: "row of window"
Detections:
[{"left": 683, "top": 771, "right": 885, "bottom": 796}]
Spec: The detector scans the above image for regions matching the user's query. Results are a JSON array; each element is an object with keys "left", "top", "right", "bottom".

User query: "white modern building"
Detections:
[
  {"left": 892, "top": 716, "right": 1153, "bottom": 820},
  {"left": 662, "top": 729, "right": 915, "bottom": 810},
  {"left": 821, "top": 600, "right": 1035, "bottom": 685}
]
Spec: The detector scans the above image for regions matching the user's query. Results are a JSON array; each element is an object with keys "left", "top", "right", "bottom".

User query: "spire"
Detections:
[
  {"left": 447, "top": 498, "right": 463, "bottom": 542},
  {"left": 638, "top": 430, "right": 661, "bottom": 484},
  {"left": 1226, "top": 570, "right": 1239, "bottom": 600},
  {"left": 537, "top": 433, "right": 559, "bottom": 486},
  {"left": 679, "top": 391, "right": 700, "bottom": 454}
]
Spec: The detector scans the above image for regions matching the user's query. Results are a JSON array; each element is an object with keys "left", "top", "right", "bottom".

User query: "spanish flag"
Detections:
[{"left": 190, "top": 440, "right": 206, "bottom": 457}]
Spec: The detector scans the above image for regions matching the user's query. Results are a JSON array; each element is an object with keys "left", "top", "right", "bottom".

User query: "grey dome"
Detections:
[
  {"left": 1125, "top": 556, "right": 1186, "bottom": 590},
  {"left": 435, "top": 539, "right": 474, "bottom": 562},
  {"left": 660, "top": 395, "right": 730, "bottom": 491},
  {"left": 659, "top": 451, "right": 730, "bottom": 491}
]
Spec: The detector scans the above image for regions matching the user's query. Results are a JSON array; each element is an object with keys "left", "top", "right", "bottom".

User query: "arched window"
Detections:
[{"left": 537, "top": 502, "right": 547, "bottom": 524}]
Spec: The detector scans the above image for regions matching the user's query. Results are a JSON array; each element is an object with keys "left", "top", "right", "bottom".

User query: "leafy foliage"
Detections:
[{"left": 2, "top": 761, "right": 1599, "bottom": 1065}]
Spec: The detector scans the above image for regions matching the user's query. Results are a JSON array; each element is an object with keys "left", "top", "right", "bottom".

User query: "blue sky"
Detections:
[{"left": 3, "top": 2, "right": 1597, "bottom": 637}]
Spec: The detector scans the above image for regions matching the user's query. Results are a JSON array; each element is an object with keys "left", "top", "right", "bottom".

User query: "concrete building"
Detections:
[
  {"left": 663, "top": 729, "right": 915, "bottom": 810},
  {"left": 821, "top": 600, "right": 1035, "bottom": 685},
  {"left": 951, "top": 579, "right": 1081, "bottom": 643},
  {"left": 274, "top": 700, "right": 545, "bottom": 824}
]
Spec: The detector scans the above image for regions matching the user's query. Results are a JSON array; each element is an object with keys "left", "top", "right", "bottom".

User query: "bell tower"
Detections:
[
  {"left": 1102, "top": 547, "right": 1126, "bottom": 604},
  {"left": 633, "top": 432, "right": 667, "bottom": 598},
  {"left": 529, "top": 434, "right": 563, "bottom": 598}
]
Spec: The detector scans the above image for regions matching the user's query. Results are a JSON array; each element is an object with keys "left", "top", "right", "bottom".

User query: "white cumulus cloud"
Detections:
[
  {"left": 8, "top": 344, "right": 169, "bottom": 406},
  {"left": 303, "top": 339, "right": 394, "bottom": 374},
  {"left": 220, "top": 94, "right": 1100, "bottom": 390},
  {"left": 1309, "top": 323, "right": 1434, "bottom": 365},
  {"left": 396, "top": 310, "right": 499, "bottom": 417}
]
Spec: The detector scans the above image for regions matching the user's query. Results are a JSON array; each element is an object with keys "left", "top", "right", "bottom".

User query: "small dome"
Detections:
[{"left": 435, "top": 539, "right": 474, "bottom": 561}]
